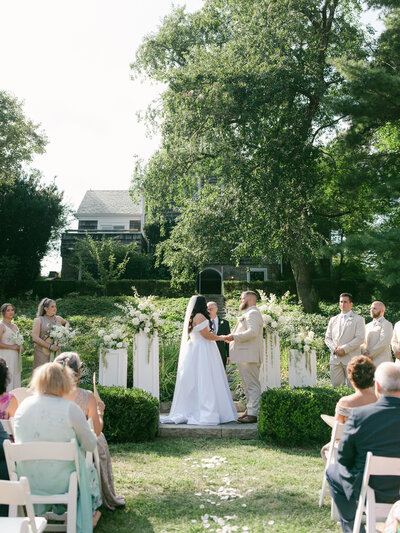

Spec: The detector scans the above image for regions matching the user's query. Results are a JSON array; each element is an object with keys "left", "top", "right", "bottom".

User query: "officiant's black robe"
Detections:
[{"left": 215, "top": 317, "right": 230, "bottom": 368}]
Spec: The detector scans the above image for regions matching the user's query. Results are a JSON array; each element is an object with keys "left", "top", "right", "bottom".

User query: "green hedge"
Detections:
[
  {"left": 258, "top": 386, "right": 352, "bottom": 446},
  {"left": 223, "top": 279, "right": 372, "bottom": 302},
  {"left": 33, "top": 279, "right": 195, "bottom": 298},
  {"left": 81, "top": 384, "right": 159, "bottom": 443},
  {"left": 105, "top": 279, "right": 195, "bottom": 297}
]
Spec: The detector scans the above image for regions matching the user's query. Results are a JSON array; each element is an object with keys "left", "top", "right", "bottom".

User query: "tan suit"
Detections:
[
  {"left": 325, "top": 311, "right": 365, "bottom": 386},
  {"left": 391, "top": 321, "right": 400, "bottom": 366},
  {"left": 230, "top": 306, "right": 263, "bottom": 416},
  {"left": 361, "top": 317, "right": 393, "bottom": 368}
]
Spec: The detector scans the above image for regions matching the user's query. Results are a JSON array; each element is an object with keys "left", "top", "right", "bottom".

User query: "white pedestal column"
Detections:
[
  {"left": 259, "top": 331, "right": 281, "bottom": 391},
  {"left": 99, "top": 348, "right": 128, "bottom": 387},
  {"left": 133, "top": 332, "right": 159, "bottom": 400},
  {"left": 288, "top": 349, "right": 317, "bottom": 388}
]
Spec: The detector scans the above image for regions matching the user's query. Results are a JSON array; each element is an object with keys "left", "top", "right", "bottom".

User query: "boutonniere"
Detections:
[{"left": 239, "top": 316, "right": 246, "bottom": 323}]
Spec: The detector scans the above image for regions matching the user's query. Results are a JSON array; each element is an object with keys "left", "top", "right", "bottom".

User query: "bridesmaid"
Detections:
[
  {"left": 0, "top": 303, "right": 24, "bottom": 390},
  {"left": 32, "top": 298, "right": 69, "bottom": 369}
]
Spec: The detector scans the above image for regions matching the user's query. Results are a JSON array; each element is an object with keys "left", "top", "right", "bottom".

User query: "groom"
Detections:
[{"left": 223, "top": 291, "right": 263, "bottom": 423}]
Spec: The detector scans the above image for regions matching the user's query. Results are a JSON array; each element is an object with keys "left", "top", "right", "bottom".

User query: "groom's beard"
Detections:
[{"left": 239, "top": 302, "right": 248, "bottom": 311}]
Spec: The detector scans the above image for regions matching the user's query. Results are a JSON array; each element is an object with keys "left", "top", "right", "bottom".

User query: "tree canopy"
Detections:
[{"left": 132, "top": 0, "right": 380, "bottom": 311}]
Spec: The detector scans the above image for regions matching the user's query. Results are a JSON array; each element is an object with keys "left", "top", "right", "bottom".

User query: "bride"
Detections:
[{"left": 161, "top": 295, "right": 238, "bottom": 425}]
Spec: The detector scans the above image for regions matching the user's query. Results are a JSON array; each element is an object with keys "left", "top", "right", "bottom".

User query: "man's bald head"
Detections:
[
  {"left": 370, "top": 301, "right": 385, "bottom": 319},
  {"left": 375, "top": 362, "right": 400, "bottom": 396}
]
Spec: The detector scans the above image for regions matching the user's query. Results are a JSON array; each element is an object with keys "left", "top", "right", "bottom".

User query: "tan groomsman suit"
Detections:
[
  {"left": 325, "top": 311, "right": 365, "bottom": 386},
  {"left": 361, "top": 316, "right": 393, "bottom": 368},
  {"left": 391, "top": 321, "right": 400, "bottom": 366},
  {"left": 229, "top": 306, "right": 263, "bottom": 417}
]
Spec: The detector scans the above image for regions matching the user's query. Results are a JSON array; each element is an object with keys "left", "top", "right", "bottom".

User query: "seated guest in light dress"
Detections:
[
  {"left": 321, "top": 356, "right": 377, "bottom": 462},
  {"left": 0, "top": 357, "right": 18, "bottom": 419},
  {"left": 13, "top": 362, "right": 97, "bottom": 533},
  {"left": 55, "top": 352, "right": 125, "bottom": 510}
]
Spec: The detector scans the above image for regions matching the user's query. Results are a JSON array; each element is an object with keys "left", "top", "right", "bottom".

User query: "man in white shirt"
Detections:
[
  {"left": 325, "top": 293, "right": 365, "bottom": 387},
  {"left": 361, "top": 301, "right": 393, "bottom": 368}
]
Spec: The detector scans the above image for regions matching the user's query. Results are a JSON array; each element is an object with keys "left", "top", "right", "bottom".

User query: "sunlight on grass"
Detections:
[{"left": 96, "top": 439, "right": 340, "bottom": 533}]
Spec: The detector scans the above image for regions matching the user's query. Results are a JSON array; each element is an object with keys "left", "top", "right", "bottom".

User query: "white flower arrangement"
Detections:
[
  {"left": 116, "top": 295, "right": 164, "bottom": 337},
  {"left": 10, "top": 331, "right": 24, "bottom": 346},
  {"left": 258, "top": 292, "right": 286, "bottom": 332},
  {"left": 49, "top": 324, "right": 77, "bottom": 347},
  {"left": 97, "top": 325, "right": 129, "bottom": 350},
  {"left": 289, "top": 329, "right": 316, "bottom": 354}
]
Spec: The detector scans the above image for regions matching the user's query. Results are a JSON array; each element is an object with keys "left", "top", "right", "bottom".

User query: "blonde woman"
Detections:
[
  {"left": 32, "top": 298, "right": 69, "bottom": 369},
  {"left": 55, "top": 352, "right": 126, "bottom": 510},
  {"left": 0, "top": 303, "right": 24, "bottom": 390},
  {"left": 14, "top": 362, "right": 97, "bottom": 533}
]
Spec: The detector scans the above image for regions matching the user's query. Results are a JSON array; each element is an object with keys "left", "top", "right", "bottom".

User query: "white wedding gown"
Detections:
[{"left": 161, "top": 320, "right": 238, "bottom": 425}]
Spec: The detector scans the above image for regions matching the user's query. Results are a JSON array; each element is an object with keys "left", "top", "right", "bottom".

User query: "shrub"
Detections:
[
  {"left": 82, "top": 384, "right": 159, "bottom": 443},
  {"left": 223, "top": 280, "right": 297, "bottom": 299},
  {"left": 258, "top": 386, "right": 352, "bottom": 446},
  {"left": 33, "top": 280, "right": 102, "bottom": 299}
]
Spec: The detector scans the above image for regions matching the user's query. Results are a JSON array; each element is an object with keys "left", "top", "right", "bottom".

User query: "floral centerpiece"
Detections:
[
  {"left": 258, "top": 292, "right": 287, "bottom": 332},
  {"left": 289, "top": 329, "right": 319, "bottom": 354},
  {"left": 115, "top": 293, "right": 164, "bottom": 362},
  {"left": 97, "top": 324, "right": 130, "bottom": 369},
  {"left": 97, "top": 325, "right": 129, "bottom": 350}
]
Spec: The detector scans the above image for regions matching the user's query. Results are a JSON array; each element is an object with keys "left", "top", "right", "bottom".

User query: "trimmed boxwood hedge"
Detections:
[
  {"left": 81, "top": 384, "right": 159, "bottom": 443},
  {"left": 258, "top": 386, "right": 352, "bottom": 446}
]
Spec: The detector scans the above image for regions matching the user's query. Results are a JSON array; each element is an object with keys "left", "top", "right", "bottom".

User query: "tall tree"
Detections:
[
  {"left": 0, "top": 91, "right": 67, "bottom": 296},
  {"left": 0, "top": 91, "right": 47, "bottom": 184},
  {"left": 132, "top": 0, "right": 373, "bottom": 311},
  {"left": 333, "top": 0, "right": 400, "bottom": 295}
]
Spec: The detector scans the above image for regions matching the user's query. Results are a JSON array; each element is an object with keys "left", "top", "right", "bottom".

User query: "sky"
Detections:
[{"left": 0, "top": 0, "right": 384, "bottom": 274}]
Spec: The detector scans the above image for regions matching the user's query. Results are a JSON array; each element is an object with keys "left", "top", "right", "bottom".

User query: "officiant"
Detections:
[{"left": 207, "top": 301, "right": 231, "bottom": 368}]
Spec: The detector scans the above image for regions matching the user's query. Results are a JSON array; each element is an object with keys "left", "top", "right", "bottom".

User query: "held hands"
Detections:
[
  {"left": 395, "top": 352, "right": 400, "bottom": 360},
  {"left": 97, "top": 399, "right": 105, "bottom": 416},
  {"left": 50, "top": 344, "right": 61, "bottom": 352},
  {"left": 220, "top": 334, "right": 234, "bottom": 343}
]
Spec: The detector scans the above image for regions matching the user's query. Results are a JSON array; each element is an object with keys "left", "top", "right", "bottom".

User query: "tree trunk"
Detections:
[{"left": 290, "top": 260, "right": 318, "bottom": 313}]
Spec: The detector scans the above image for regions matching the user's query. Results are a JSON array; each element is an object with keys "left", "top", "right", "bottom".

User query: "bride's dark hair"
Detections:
[{"left": 188, "top": 295, "right": 213, "bottom": 333}]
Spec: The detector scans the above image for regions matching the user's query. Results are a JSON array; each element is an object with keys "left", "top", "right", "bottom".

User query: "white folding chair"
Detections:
[
  {"left": 0, "top": 477, "right": 47, "bottom": 533},
  {"left": 86, "top": 419, "right": 102, "bottom": 494},
  {"left": 319, "top": 420, "right": 346, "bottom": 507},
  {"left": 0, "top": 418, "right": 14, "bottom": 438},
  {"left": 353, "top": 452, "right": 400, "bottom": 533},
  {"left": 4, "top": 439, "right": 80, "bottom": 533}
]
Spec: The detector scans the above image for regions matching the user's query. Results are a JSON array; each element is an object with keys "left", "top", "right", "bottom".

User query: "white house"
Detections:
[{"left": 61, "top": 190, "right": 148, "bottom": 279}]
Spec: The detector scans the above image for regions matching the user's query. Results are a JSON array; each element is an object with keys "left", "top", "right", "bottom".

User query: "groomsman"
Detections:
[
  {"left": 207, "top": 301, "right": 231, "bottom": 368},
  {"left": 325, "top": 293, "right": 365, "bottom": 387},
  {"left": 361, "top": 301, "right": 393, "bottom": 367},
  {"left": 391, "top": 320, "right": 400, "bottom": 365}
]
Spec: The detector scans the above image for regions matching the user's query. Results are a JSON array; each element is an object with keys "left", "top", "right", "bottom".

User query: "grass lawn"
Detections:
[{"left": 96, "top": 438, "right": 340, "bottom": 533}]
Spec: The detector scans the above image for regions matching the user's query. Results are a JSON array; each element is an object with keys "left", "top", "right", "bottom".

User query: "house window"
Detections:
[
  {"left": 129, "top": 220, "right": 141, "bottom": 231},
  {"left": 100, "top": 225, "right": 113, "bottom": 230},
  {"left": 247, "top": 268, "right": 268, "bottom": 282},
  {"left": 78, "top": 220, "right": 98, "bottom": 230}
]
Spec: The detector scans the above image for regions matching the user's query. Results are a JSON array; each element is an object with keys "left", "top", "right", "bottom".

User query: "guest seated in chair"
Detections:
[
  {"left": 0, "top": 423, "right": 10, "bottom": 516},
  {"left": 0, "top": 357, "right": 18, "bottom": 419},
  {"left": 55, "top": 352, "right": 126, "bottom": 510},
  {"left": 321, "top": 356, "right": 377, "bottom": 463},
  {"left": 13, "top": 362, "right": 97, "bottom": 533},
  {"left": 326, "top": 362, "right": 400, "bottom": 533}
]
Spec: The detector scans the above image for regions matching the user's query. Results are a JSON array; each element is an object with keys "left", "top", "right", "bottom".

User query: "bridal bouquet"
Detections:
[
  {"left": 10, "top": 331, "right": 24, "bottom": 346},
  {"left": 97, "top": 325, "right": 129, "bottom": 350},
  {"left": 49, "top": 324, "right": 77, "bottom": 347},
  {"left": 258, "top": 292, "right": 286, "bottom": 332}
]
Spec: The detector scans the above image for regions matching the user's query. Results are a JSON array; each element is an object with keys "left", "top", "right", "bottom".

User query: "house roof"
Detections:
[{"left": 76, "top": 190, "right": 143, "bottom": 217}]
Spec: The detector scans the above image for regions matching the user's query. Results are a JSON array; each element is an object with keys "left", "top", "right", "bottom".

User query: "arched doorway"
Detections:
[{"left": 199, "top": 268, "right": 222, "bottom": 294}]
